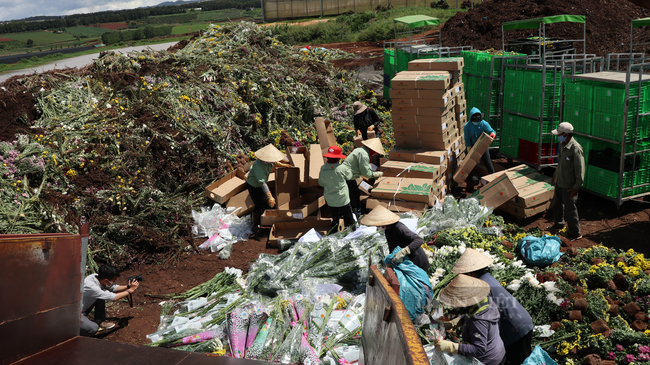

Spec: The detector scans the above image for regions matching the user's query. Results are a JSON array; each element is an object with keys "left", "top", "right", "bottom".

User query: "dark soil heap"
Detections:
[{"left": 442, "top": 0, "right": 650, "bottom": 56}]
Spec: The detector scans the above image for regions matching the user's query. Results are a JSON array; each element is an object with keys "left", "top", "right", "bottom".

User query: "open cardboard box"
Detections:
[
  {"left": 260, "top": 193, "right": 325, "bottom": 226},
  {"left": 308, "top": 144, "right": 324, "bottom": 186},
  {"left": 226, "top": 189, "right": 255, "bottom": 217},
  {"left": 287, "top": 146, "right": 310, "bottom": 188},
  {"left": 371, "top": 177, "right": 433, "bottom": 203},
  {"left": 275, "top": 167, "right": 301, "bottom": 207},
  {"left": 268, "top": 220, "right": 333, "bottom": 247},
  {"left": 205, "top": 169, "right": 247, "bottom": 204},
  {"left": 453, "top": 132, "right": 494, "bottom": 183},
  {"left": 467, "top": 173, "right": 519, "bottom": 209},
  {"left": 315, "top": 117, "right": 337, "bottom": 158}
]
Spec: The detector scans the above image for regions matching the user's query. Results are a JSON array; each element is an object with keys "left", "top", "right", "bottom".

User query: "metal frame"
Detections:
[
  {"left": 501, "top": 17, "right": 587, "bottom": 61},
  {"left": 630, "top": 18, "right": 650, "bottom": 57},
  {"left": 564, "top": 65, "right": 650, "bottom": 206},
  {"left": 383, "top": 21, "right": 442, "bottom": 79}
]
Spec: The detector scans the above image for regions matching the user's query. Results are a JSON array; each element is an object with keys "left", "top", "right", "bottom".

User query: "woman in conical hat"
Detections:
[
  {"left": 342, "top": 138, "right": 385, "bottom": 220},
  {"left": 360, "top": 205, "right": 429, "bottom": 271},
  {"left": 246, "top": 144, "right": 290, "bottom": 233},
  {"left": 452, "top": 248, "right": 533, "bottom": 365},
  {"left": 436, "top": 274, "right": 506, "bottom": 365}
]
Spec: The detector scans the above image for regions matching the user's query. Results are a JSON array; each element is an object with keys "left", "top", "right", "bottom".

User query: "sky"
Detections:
[{"left": 0, "top": 0, "right": 175, "bottom": 22}]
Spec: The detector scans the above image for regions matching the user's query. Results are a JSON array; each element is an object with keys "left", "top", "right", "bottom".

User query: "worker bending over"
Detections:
[{"left": 342, "top": 138, "right": 384, "bottom": 219}]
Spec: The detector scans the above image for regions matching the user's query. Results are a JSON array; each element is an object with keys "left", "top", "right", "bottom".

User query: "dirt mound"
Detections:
[{"left": 442, "top": 0, "right": 650, "bottom": 56}]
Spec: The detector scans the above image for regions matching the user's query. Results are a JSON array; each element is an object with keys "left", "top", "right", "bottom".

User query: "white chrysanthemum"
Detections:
[
  {"left": 224, "top": 267, "right": 243, "bottom": 278},
  {"left": 458, "top": 245, "right": 467, "bottom": 254},
  {"left": 541, "top": 281, "right": 559, "bottom": 293},
  {"left": 507, "top": 279, "right": 521, "bottom": 292},
  {"left": 511, "top": 260, "right": 525, "bottom": 268}
]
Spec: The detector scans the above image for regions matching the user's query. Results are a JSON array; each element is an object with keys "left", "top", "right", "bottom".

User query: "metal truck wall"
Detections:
[
  {"left": 0, "top": 232, "right": 84, "bottom": 365},
  {"left": 362, "top": 265, "right": 429, "bottom": 365},
  {"left": 262, "top": 0, "right": 429, "bottom": 22}
]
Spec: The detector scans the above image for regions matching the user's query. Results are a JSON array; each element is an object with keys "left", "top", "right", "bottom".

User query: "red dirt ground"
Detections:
[{"left": 0, "top": 37, "right": 13, "bottom": 42}]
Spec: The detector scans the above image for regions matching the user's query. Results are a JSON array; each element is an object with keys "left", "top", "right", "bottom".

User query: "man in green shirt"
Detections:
[
  {"left": 550, "top": 122, "right": 585, "bottom": 241},
  {"left": 319, "top": 146, "right": 355, "bottom": 233},
  {"left": 342, "top": 138, "right": 385, "bottom": 219}
]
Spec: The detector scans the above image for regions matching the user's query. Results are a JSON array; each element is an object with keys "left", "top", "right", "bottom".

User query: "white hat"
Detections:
[
  {"left": 254, "top": 144, "right": 285, "bottom": 163},
  {"left": 360, "top": 205, "right": 400, "bottom": 226},
  {"left": 439, "top": 274, "right": 491, "bottom": 308},
  {"left": 451, "top": 248, "right": 494, "bottom": 274},
  {"left": 353, "top": 101, "right": 367, "bottom": 115},
  {"left": 361, "top": 138, "right": 386, "bottom": 155},
  {"left": 552, "top": 122, "right": 574, "bottom": 135}
]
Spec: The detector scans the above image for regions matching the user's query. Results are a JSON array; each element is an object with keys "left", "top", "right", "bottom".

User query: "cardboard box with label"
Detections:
[
  {"left": 205, "top": 169, "right": 248, "bottom": 204},
  {"left": 456, "top": 114, "right": 467, "bottom": 132},
  {"left": 393, "top": 119, "right": 451, "bottom": 134},
  {"left": 393, "top": 101, "right": 455, "bottom": 117},
  {"left": 467, "top": 173, "right": 519, "bottom": 209},
  {"left": 506, "top": 200, "right": 552, "bottom": 219},
  {"left": 371, "top": 177, "right": 433, "bottom": 203},
  {"left": 260, "top": 193, "right": 325, "bottom": 226},
  {"left": 275, "top": 167, "right": 301, "bottom": 207},
  {"left": 393, "top": 123, "right": 455, "bottom": 142},
  {"left": 392, "top": 112, "right": 449, "bottom": 125},
  {"left": 455, "top": 97, "right": 467, "bottom": 115},
  {"left": 380, "top": 160, "right": 442, "bottom": 180},
  {"left": 452, "top": 82, "right": 464, "bottom": 95},
  {"left": 396, "top": 128, "right": 459, "bottom": 150},
  {"left": 392, "top": 89, "right": 453, "bottom": 108},
  {"left": 391, "top": 71, "right": 451, "bottom": 90},
  {"left": 268, "top": 220, "right": 333, "bottom": 247},
  {"left": 481, "top": 164, "right": 538, "bottom": 186},
  {"left": 415, "top": 150, "right": 447, "bottom": 165},
  {"left": 407, "top": 57, "right": 464, "bottom": 71},
  {"left": 315, "top": 117, "right": 337, "bottom": 157},
  {"left": 389, "top": 88, "right": 452, "bottom": 100},
  {"left": 511, "top": 181, "right": 555, "bottom": 208},
  {"left": 366, "top": 198, "right": 428, "bottom": 215},
  {"left": 453, "top": 133, "right": 494, "bottom": 183}
]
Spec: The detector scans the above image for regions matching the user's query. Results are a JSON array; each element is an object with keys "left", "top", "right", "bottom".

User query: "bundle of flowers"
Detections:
[{"left": 0, "top": 21, "right": 389, "bottom": 268}]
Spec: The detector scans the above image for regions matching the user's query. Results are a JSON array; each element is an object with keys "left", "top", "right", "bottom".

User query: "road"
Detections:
[{"left": 0, "top": 41, "right": 178, "bottom": 83}]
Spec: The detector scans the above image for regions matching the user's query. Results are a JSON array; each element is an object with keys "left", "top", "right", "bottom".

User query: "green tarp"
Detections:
[
  {"left": 394, "top": 15, "right": 440, "bottom": 29},
  {"left": 502, "top": 15, "right": 586, "bottom": 30},
  {"left": 632, "top": 17, "right": 650, "bottom": 28}
]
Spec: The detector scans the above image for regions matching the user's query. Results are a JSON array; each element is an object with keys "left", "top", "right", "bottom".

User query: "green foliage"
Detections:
[
  {"left": 65, "top": 26, "right": 112, "bottom": 36},
  {"left": 101, "top": 25, "right": 174, "bottom": 45}
]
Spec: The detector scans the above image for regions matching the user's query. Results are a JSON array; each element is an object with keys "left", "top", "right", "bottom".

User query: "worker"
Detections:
[
  {"left": 360, "top": 205, "right": 430, "bottom": 272},
  {"left": 550, "top": 122, "right": 585, "bottom": 241},
  {"left": 246, "top": 144, "right": 292, "bottom": 233},
  {"left": 464, "top": 107, "right": 496, "bottom": 191},
  {"left": 436, "top": 274, "right": 506, "bottom": 365},
  {"left": 342, "top": 138, "right": 384, "bottom": 219},
  {"left": 319, "top": 145, "right": 355, "bottom": 233},
  {"left": 353, "top": 101, "right": 381, "bottom": 140},
  {"left": 452, "top": 248, "right": 533, "bottom": 365},
  {"left": 80, "top": 264, "right": 140, "bottom": 336}
]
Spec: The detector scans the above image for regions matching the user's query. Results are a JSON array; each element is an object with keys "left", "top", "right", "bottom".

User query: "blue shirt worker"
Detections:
[
  {"left": 437, "top": 274, "right": 506, "bottom": 365},
  {"left": 452, "top": 248, "right": 533, "bottom": 365},
  {"left": 319, "top": 145, "right": 355, "bottom": 233},
  {"left": 464, "top": 108, "right": 496, "bottom": 190},
  {"left": 342, "top": 138, "right": 385, "bottom": 219}
]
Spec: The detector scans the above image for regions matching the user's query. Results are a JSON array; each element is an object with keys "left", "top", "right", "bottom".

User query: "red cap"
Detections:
[{"left": 323, "top": 145, "right": 345, "bottom": 159}]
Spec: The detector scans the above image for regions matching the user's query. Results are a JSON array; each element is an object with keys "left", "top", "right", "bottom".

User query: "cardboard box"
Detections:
[
  {"left": 392, "top": 112, "right": 449, "bottom": 125},
  {"left": 275, "top": 167, "right": 301, "bottom": 207},
  {"left": 260, "top": 193, "right": 325, "bottom": 225},
  {"left": 389, "top": 147, "right": 421, "bottom": 162},
  {"left": 309, "top": 144, "right": 324, "bottom": 185},
  {"left": 205, "top": 169, "right": 247, "bottom": 204},
  {"left": 407, "top": 57, "right": 464, "bottom": 71},
  {"left": 268, "top": 220, "right": 333, "bottom": 247},
  {"left": 467, "top": 173, "right": 519, "bottom": 209},
  {"left": 288, "top": 146, "right": 310, "bottom": 186},
  {"left": 481, "top": 164, "right": 538, "bottom": 186},
  {"left": 358, "top": 177, "right": 373, "bottom": 195},
  {"left": 367, "top": 130, "right": 376, "bottom": 139},
  {"left": 394, "top": 124, "right": 456, "bottom": 144},
  {"left": 389, "top": 148, "right": 448, "bottom": 165},
  {"left": 365, "top": 198, "right": 428, "bottom": 214},
  {"left": 391, "top": 71, "right": 451, "bottom": 90},
  {"left": 455, "top": 98, "right": 467, "bottom": 115},
  {"left": 415, "top": 150, "right": 447, "bottom": 165},
  {"left": 453, "top": 133, "right": 494, "bottom": 183},
  {"left": 392, "top": 89, "right": 453, "bottom": 108},
  {"left": 389, "top": 88, "right": 451, "bottom": 100},
  {"left": 507, "top": 200, "right": 552, "bottom": 218},
  {"left": 225, "top": 189, "right": 255, "bottom": 217},
  {"left": 395, "top": 128, "right": 458, "bottom": 150},
  {"left": 393, "top": 120, "right": 452, "bottom": 134},
  {"left": 393, "top": 99, "right": 455, "bottom": 116},
  {"left": 452, "top": 82, "right": 464, "bottom": 95},
  {"left": 381, "top": 160, "right": 442, "bottom": 180},
  {"left": 371, "top": 177, "right": 433, "bottom": 203},
  {"left": 315, "top": 117, "right": 337, "bottom": 157},
  {"left": 511, "top": 181, "right": 555, "bottom": 208},
  {"left": 457, "top": 114, "right": 467, "bottom": 131}
]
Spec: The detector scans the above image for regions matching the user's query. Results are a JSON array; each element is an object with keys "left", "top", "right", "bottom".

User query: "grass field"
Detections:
[
  {"left": 65, "top": 27, "right": 112, "bottom": 36},
  {"left": 197, "top": 9, "right": 241, "bottom": 21},
  {"left": 3, "top": 31, "right": 76, "bottom": 45},
  {"left": 171, "top": 23, "right": 210, "bottom": 35}
]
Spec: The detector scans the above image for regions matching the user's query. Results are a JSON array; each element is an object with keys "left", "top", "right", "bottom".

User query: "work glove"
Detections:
[
  {"left": 356, "top": 130, "right": 362, "bottom": 137},
  {"left": 489, "top": 132, "right": 496, "bottom": 139},
  {"left": 435, "top": 340, "right": 459, "bottom": 354},
  {"left": 392, "top": 247, "right": 411, "bottom": 265},
  {"left": 265, "top": 192, "right": 276, "bottom": 208},
  {"left": 441, "top": 316, "right": 461, "bottom": 331},
  {"left": 368, "top": 125, "right": 375, "bottom": 131},
  {"left": 373, "top": 171, "right": 383, "bottom": 178},
  {"left": 274, "top": 162, "right": 293, "bottom": 168}
]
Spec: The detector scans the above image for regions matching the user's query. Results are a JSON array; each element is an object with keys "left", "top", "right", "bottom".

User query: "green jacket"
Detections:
[
  {"left": 342, "top": 146, "right": 375, "bottom": 180},
  {"left": 554, "top": 137, "right": 585, "bottom": 190},
  {"left": 319, "top": 162, "right": 353, "bottom": 207},
  {"left": 246, "top": 159, "right": 273, "bottom": 188}
]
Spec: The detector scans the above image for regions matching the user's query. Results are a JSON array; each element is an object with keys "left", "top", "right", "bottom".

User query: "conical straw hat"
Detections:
[
  {"left": 361, "top": 138, "right": 385, "bottom": 155},
  {"left": 360, "top": 205, "right": 400, "bottom": 226},
  {"left": 452, "top": 248, "right": 494, "bottom": 274},
  {"left": 439, "top": 274, "right": 491, "bottom": 308},
  {"left": 254, "top": 144, "right": 285, "bottom": 163}
]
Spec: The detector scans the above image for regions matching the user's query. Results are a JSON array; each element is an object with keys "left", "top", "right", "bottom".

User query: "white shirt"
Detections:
[{"left": 82, "top": 274, "right": 118, "bottom": 312}]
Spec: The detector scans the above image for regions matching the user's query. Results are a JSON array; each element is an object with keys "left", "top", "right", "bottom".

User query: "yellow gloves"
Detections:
[
  {"left": 392, "top": 247, "right": 410, "bottom": 264},
  {"left": 274, "top": 162, "right": 293, "bottom": 168},
  {"left": 266, "top": 192, "right": 276, "bottom": 208},
  {"left": 356, "top": 130, "right": 362, "bottom": 136},
  {"left": 435, "top": 340, "right": 459, "bottom": 354},
  {"left": 368, "top": 125, "right": 375, "bottom": 131},
  {"left": 442, "top": 317, "right": 461, "bottom": 331}
]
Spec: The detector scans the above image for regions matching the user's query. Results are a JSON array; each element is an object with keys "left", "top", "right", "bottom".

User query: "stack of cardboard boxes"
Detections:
[{"left": 382, "top": 58, "right": 466, "bottom": 209}]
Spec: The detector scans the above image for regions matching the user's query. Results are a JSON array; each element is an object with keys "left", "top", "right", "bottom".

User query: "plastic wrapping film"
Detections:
[{"left": 191, "top": 203, "right": 253, "bottom": 252}]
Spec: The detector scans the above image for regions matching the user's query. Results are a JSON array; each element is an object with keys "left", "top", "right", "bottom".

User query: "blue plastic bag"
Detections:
[
  {"left": 383, "top": 247, "right": 432, "bottom": 320},
  {"left": 518, "top": 235, "right": 563, "bottom": 266},
  {"left": 521, "top": 346, "right": 558, "bottom": 365}
]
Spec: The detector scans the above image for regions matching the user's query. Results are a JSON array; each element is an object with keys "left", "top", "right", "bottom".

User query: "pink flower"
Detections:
[
  {"left": 625, "top": 354, "right": 636, "bottom": 363},
  {"left": 608, "top": 352, "right": 616, "bottom": 360},
  {"left": 616, "top": 345, "right": 625, "bottom": 352}
]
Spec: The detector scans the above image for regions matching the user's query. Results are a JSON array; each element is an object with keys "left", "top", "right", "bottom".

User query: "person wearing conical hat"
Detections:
[
  {"left": 436, "top": 274, "right": 506, "bottom": 365},
  {"left": 319, "top": 146, "right": 355, "bottom": 233},
  {"left": 342, "top": 138, "right": 385, "bottom": 220},
  {"left": 360, "top": 205, "right": 429, "bottom": 271},
  {"left": 453, "top": 248, "right": 533, "bottom": 365},
  {"left": 352, "top": 101, "right": 381, "bottom": 140},
  {"left": 246, "top": 144, "right": 291, "bottom": 232}
]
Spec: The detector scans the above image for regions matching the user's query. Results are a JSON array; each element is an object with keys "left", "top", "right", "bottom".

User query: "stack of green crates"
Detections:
[
  {"left": 501, "top": 113, "right": 521, "bottom": 156},
  {"left": 503, "top": 68, "right": 560, "bottom": 119},
  {"left": 383, "top": 48, "right": 423, "bottom": 99}
]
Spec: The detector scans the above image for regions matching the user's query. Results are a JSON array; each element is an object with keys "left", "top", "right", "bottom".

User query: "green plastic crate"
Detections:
[
  {"left": 593, "top": 85, "right": 648, "bottom": 116},
  {"left": 592, "top": 113, "right": 645, "bottom": 144},
  {"left": 522, "top": 69, "right": 561, "bottom": 95},
  {"left": 504, "top": 69, "right": 524, "bottom": 92},
  {"left": 518, "top": 117, "right": 554, "bottom": 143},
  {"left": 520, "top": 93, "right": 559, "bottom": 118},
  {"left": 575, "top": 136, "right": 591, "bottom": 166},
  {"left": 500, "top": 113, "right": 520, "bottom": 156},
  {"left": 585, "top": 165, "right": 646, "bottom": 198},
  {"left": 564, "top": 81, "right": 594, "bottom": 111},
  {"left": 563, "top": 107, "right": 592, "bottom": 135},
  {"left": 503, "top": 89, "right": 521, "bottom": 113}
]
